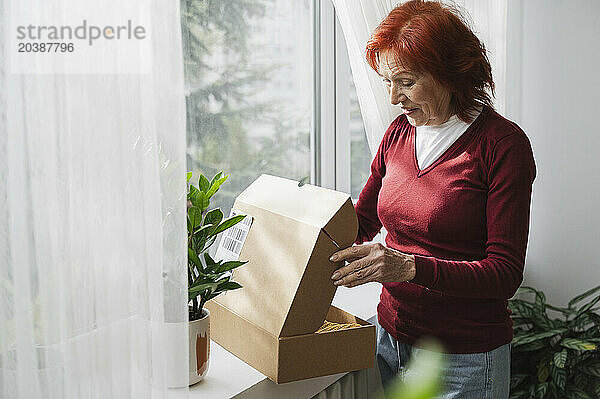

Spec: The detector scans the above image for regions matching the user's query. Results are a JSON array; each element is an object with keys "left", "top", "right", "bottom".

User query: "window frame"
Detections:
[
  {"left": 313, "top": 0, "right": 335, "bottom": 189},
  {"left": 314, "top": 0, "right": 362, "bottom": 195}
]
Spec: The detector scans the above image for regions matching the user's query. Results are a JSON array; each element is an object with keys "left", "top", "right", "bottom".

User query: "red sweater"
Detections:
[{"left": 355, "top": 106, "right": 536, "bottom": 353}]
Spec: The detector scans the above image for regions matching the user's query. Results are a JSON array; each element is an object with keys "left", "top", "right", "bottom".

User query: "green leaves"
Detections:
[
  {"left": 203, "top": 253, "right": 216, "bottom": 268},
  {"left": 186, "top": 171, "right": 248, "bottom": 316},
  {"left": 188, "top": 248, "right": 203, "bottom": 272},
  {"left": 199, "top": 174, "right": 210, "bottom": 192},
  {"left": 188, "top": 187, "right": 209, "bottom": 211},
  {"left": 206, "top": 174, "right": 228, "bottom": 200},
  {"left": 212, "top": 214, "right": 245, "bottom": 235},
  {"left": 188, "top": 282, "right": 218, "bottom": 302},
  {"left": 189, "top": 274, "right": 243, "bottom": 303},
  {"left": 566, "top": 387, "right": 592, "bottom": 399},
  {"left": 594, "top": 382, "right": 600, "bottom": 398},
  {"left": 513, "top": 340, "right": 546, "bottom": 352},
  {"left": 510, "top": 298, "right": 554, "bottom": 330},
  {"left": 509, "top": 285, "right": 600, "bottom": 399},
  {"left": 509, "top": 390, "right": 529, "bottom": 399},
  {"left": 216, "top": 261, "right": 246, "bottom": 274},
  {"left": 188, "top": 206, "right": 202, "bottom": 229},
  {"left": 537, "top": 364, "right": 549, "bottom": 382},
  {"left": 576, "top": 295, "right": 600, "bottom": 318},
  {"left": 209, "top": 171, "right": 223, "bottom": 187},
  {"left": 569, "top": 285, "right": 600, "bottom": 309},
  {"left": 200, "top": 253, "right": 247, "bottom": 275},
  {"left": 519, "top": 286, "right": 547, "bottom": 309},
  {"left": 550, "top": 365, "right": 566, "bottom": 390},
  {"left": 560, "top": 339, "right": 597, "bottom": 351},
  {"left": 512, "top": 329, "right": 565, "bottom": 347},
  {"left": 511, "top": 374, "right": 529, "bottom": 387},
  {"left": 204, "top": 208, "right": 224, "bottom": 227},
  {"left": 535, "top": 382, "right": 549, "bottom": 399},
  {"left": 579, "top": 361, "right": 600, "bottom": 377},
  {"left": 187, "top": 171, "right": 229, "bottom": 211},
  {"left": 553, "top": 350, "right": 567, "bottom": 368}
]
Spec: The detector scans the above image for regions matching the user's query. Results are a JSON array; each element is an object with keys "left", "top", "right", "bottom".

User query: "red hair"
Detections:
[{"left": 366, "top": 0, "right": 495, "bottom": 122}]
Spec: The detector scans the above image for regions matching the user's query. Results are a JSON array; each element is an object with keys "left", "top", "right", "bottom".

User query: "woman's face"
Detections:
[{"left": 379, "top": 51, "right": 453, "bottom": 126}]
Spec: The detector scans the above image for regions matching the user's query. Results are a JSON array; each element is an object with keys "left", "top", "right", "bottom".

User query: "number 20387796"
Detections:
[{"left": 18, "top": 42, "right": 74, "bottom": 52}]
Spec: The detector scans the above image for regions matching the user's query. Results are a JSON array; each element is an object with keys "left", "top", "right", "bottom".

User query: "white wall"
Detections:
[{"left": 505, "top": 0, "right": 600, "bottom": 306}]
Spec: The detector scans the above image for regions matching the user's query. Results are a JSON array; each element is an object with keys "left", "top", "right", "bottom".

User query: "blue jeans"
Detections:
[{"left": 375, "top": 318, "right": 511, "bottom": 399}]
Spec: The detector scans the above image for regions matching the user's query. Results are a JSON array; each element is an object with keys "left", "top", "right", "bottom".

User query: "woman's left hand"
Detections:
[{"left": 329, "top": 243, "right": 416, "bottom": 288}]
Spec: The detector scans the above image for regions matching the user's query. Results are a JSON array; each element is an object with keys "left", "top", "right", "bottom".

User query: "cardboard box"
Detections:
[{"left": 206, "top": 174, "right": 376, "bottom": 383}]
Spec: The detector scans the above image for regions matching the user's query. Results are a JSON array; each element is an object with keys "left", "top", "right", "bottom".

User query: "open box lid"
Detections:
[{"left": 214, "top": 174, "right": 358, "bottom": 338}]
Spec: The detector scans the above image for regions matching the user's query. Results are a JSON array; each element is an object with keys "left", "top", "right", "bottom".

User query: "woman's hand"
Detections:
[{"left": 329, "top": 243, "right": 416, "bottom": 288}]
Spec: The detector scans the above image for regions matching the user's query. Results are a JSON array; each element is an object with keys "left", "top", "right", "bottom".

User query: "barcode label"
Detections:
[
  {"left": 214, "top": 210, "right": 253, "bottom": 262},
  {"left": 221, "top": 237, "right": 243, "bottom": 254}
]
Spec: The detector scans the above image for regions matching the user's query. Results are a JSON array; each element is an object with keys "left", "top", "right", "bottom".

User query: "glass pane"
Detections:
[
  {"left": 349, "top": 68, "right": 371, "bottom": 199},
  {"left": 182, "top": 0, "right": 313, "bottom": 212}
]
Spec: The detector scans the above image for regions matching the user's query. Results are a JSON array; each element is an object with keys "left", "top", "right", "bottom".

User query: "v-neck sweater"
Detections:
[{"left": 355, "top": 105, "right": 537, "bottom": 353}]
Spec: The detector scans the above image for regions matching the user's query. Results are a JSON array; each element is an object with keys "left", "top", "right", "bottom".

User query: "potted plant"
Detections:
[
  {"left": 508, "top": 285, "right": 600, "bottom": 398},
  {"left": 186, "top": 171, "right": 247, "bottom": 385}
]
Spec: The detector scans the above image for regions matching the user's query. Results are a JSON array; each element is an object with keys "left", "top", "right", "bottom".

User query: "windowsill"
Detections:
[{"left": 186, "top": 283, "right": 381, "bottom": 398}]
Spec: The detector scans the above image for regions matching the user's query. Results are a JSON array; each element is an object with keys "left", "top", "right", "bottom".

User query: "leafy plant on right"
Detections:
[{"left": 509, "top": 285, "right": 600, "bottom": 399}]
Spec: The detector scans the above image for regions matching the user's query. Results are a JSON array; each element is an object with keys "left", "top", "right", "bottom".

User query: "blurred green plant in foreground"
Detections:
[{"left": 385, "top": 340, "right": 445, "bottom": 399}]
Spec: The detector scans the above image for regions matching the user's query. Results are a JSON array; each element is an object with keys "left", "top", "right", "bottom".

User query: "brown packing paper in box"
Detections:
[{"left": 206, "top": 174, "right": 376, "bottom": 383}]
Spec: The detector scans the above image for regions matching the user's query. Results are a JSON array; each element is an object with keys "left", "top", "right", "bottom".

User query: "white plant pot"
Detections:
[{"left": 189, "top": 308, "right": 210, "bottom": 385}]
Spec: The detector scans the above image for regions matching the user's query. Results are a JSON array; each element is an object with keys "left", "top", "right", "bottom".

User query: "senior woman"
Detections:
[{"left": 329, "top": 1, "right": 536, "bottom": 398}]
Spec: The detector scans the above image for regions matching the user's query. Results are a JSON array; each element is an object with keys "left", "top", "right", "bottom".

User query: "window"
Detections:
[
  {"left": 182, "top": 0, "right": 371, "bottom": 211},
  {"left": 182, "top": 0, "right": 314, "bottom": 211},
  {"left": 334, "top": 12, "right": 371, "bottom": 199},
  {"left": 349, "top": 77, "right": 371, "bottom": 199},
  {"left": 336, "top": 21, "right": 371, "bottom": 199}
]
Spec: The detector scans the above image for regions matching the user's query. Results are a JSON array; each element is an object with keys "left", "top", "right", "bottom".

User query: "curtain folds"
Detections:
[
  {"left": 332, "top": 0, "right": 508, "bottom": 155},
  {"left": 0, "top": 0, "right": 189, "bottom": 398}
]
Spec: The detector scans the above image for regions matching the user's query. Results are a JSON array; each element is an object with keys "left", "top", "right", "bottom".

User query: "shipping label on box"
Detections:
[{"left": 214, "top": 210, "right": 253, "bottom": 262}]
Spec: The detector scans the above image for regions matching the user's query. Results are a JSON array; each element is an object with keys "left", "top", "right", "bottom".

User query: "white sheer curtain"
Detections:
[
  {"left": 332, "top": 0, "right": 508, "bottom": 155},
  {"left": 0, "top": 0, "right": 188, "bottom": 398}
]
